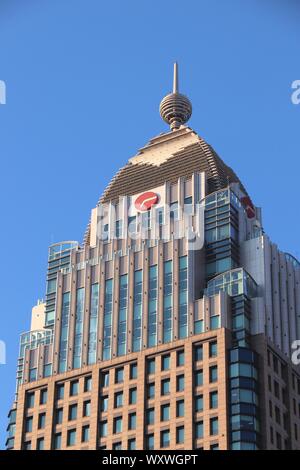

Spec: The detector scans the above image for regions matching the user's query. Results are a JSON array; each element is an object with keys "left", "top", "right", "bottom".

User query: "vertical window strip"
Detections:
[
  {"left": 73, "top": 288, "right": 85, "bottom": 369},
  {"left": 117, "top": 274, "right": 128, "bottom": 356},
  {"left": 132, "top": 270, "right": 143, "bottom": 352},
  {"left": 88, "top": 284, "right": 99, "bottom": 365},
  {"left": 103, "top": 279, "right": 113, "bottom": 360},
  {"left": 58, "top": 292, "right": 70, "bottom": 373},
  {"left": 163, "top": 261, "right": 173, "bottom": 343},
  {"left": 148, "top": 265, "right": 158, "bottom": 347},
  {"left": 178, "top": 256, "right": 188, "bottom": 339}
]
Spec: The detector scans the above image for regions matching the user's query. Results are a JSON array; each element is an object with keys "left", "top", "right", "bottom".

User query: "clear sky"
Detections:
[{"left": 0, "top": 0, "right": 299, "bottom": 447}]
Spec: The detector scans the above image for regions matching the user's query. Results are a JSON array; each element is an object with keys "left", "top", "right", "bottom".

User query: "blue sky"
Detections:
[{"left": 0, "top": 0, "right": 299, "bottom": 447}]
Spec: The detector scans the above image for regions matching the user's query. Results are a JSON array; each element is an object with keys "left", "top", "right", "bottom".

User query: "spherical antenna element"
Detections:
[{"left": 159, "top": 62, "right": 192, "bottom": 130}]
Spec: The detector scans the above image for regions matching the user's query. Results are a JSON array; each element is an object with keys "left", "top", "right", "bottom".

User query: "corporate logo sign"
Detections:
[{"left": 134, "top": 192, "right": 159, "bottom": 212}]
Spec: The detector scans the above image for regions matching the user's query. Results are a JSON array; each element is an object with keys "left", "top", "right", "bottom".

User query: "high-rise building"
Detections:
[{"left": 6, "top": 64, "right": 300, "bottom": 451}]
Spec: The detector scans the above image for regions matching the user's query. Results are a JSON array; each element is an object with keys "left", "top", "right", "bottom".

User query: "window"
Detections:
[
  {"left": 176, "top": 426, "right": 184, "bottom": 444},
  {"left": 70, "top": 380, "right": 79, "bottom": 396},
  {"left": 176, "top": 400, "right": 184, "bottom": 418},
  {"left": 113, "top": 441, "right": 122, "bottom": 450},
  {"left": 209, "top": 342, "right": 218, "bottom": 358},
  {"left": 43, "top": 364, "right": 52, "bottom": 378},
  {"left": 176, "top": 374, "right": 185, "bottom": 392},
  {"left": 67, "top": 429, "right": 76, "bottom": 447},
  {"left": 195, "top": 395, "right": 203, "bottom": 412},
  {"left": 128, "top": 438, "right": 136, "bottom": 450},
  {"left": 210, "top": 417, "right": 219, "bottom": 436},
  {"left": 40, "top": 389, "right": 48, "bottom": 405},
  {"left": 69, "top": 404, "right": 78, "bottom": 421},
  {"left": 53, "top": 433, "right": 62, "bottom": 450},
  {"left": 115, "top": 367, "right": 124, "bottom": 384},
  {"left": 195, "top": 345, "right": 203, "bottom": 362},
  {"left": 209, "top": 366, "right": 218, "bottom": 383},
  {"left": 101, "top": 371, "right": 109, "bottom": 388},
  {"left": 84, "top": 376, "right": 92, "bottom": 392},
  {"left": 210, "top": 316, "right": 220, "bottom": 329},
  {"left": 195, "top": 421, "right": 203, "bottom": 439},
  {"left": 23, "top": 441, "right": 31, "bottom": 450},
  {"left": 130, "top": 363, "right": 138, "bottom": 380},
  {"left": 162, "top": 354, "right": 170, "bottom": 371},
  {"left": 128, "top": 412, "right": 136, "bottom": 430},
  {"left": 274, "top": 381, "right": 280, "bottom": 399},
  {"left": 195, "top": 370, "right": 203, "bottom": 387},
  {"left": 147, "top": 358, "right": 155, "bottom": 375},
  {"left": 56, "top": 384, "right": 64, "bottom": 400},
  {"left": 146, "top": 408, "right": 155, "bottom": 425},
  {"left": 161, "top": 429, "right": 170, "bottom": 448},
  {"left": 36, "top": 437, "right": 44, "bottom": 450},
  {"left": 26, "top": 392, "right": 35, "bottom": 409},
  {"left": 82, "top": 425, "right": 90, "bottom": 443},
  {"left": 38, "top": 413, "right": 46, "bottom": 430},
  {"left": 129, "top": 388, "right": 137, "bottom": 405},
  {"left": 113, "top": 416, "right": 123, "bottom": 434},
  {"left": 210, "top": 443, "right": 219, "bottom": 450},
  {"left": 146, "top": 434, "right": 154, "bottom": 450},
  {"left": 114, "top": 391, "right": 123, "bottom": 408},
  {"left": 100, "top": 396, "right": 108, "bottom": 412},
  {"left": 210, "top": 391, "right": 218, "bottom": 409},
  {"left": 147, "top": 383, "right": 155, "bottom": 399},
  {"left": 161, "top": 378, "right": 170, "bottom": 395},
  {"left": 99, "top": 421, "right": 107, "bottom": 438},
  {"left": 25, "top": 416, "right": 33, "bottom": 433},
  {"left": 177, "top": 350, "right": 185, "bottom": 367},
  {"left": 83, "top": 400, "right": 91, "bottom": 417},
  {"left": 55, "top": 408, "right": 63, "bottom": 425},
  {"left": 161, "top": 404, "right": 170, "bottom": 421}
]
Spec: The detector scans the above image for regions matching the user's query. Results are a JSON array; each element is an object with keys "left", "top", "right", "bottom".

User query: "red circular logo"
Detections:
[{"left": 134, "top": 192, "right": 159, "bottom": 212}]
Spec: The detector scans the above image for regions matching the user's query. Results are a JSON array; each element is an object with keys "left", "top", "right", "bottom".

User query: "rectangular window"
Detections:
[
  {"left": 100, "top": 396, "right": 108, "bottom": 412},
  {"left": 103, "top": 279, "right": 113, "bottom": 360},
  {"left": 161, "top": 429, "right": 170, "bottom": 448},
  {"left": 161, "top": 378, "right": 170, "bottom": 395},
  {"left": 163, "top": 261, "right": 173, "bottom": 343},
  {"left": 148, "top": 265, "right": 158, "bottom": 347},
  {"left": 176, "top": 374, "right": 185, "bottom": 392},
  {"left": 25, "top": 417, "right": 33, "bottom": 433},
  {"left": 68, "top": 404, "right": 78, "bottom": 421},
  {"left": 178, "top": 256, "right": 188, "bottom": 339},
  {"left": 146, "top": 408, "right": 155, "bottom": 425},
  {"left": 40, "top": 389, "right": 48, "bottom": 405},
  {"left": 115, "top": 367, "right": 124, "bottom": 384},
  {"left": 176, "top": 426, "right": 184, "bottom": 444},
  {"left": 73, "top": 288, "right": 84, "bottom": 369},
  {"left": 195, "top": 345, "right": 203, "bottom": 362},
  {"left": 67, "top": 429, "right": 76, "bottom": 447},
  {"left": 147, "top": 383, "right": 155, "bottom": 399},
  {"left": 177, "top": 350, "right": 185, "bottom": 367},
  {"left": 146, "top": 434, "right": 154, "bottom": 450},
  {"left": 195, "top": 395, "right": 203, "bottom": 412},
  {"left": 99, "top": 421, "right": 107, "bottom": 438},
  {"left": 53, "top": 433, "right": 62, "bottom": 450},
  {"left": 70, "top": 380, "right": 79, "bottom": 396},
  {"left": 128, "top": 438, "right": 136, "bottom": 450},
  {"left": 58, "top": 292, "right": 70, "bottom": 373},
  {"left": 36, "top": 437, "right": 44, "bottom": 450},
  {"left": 113, "top": 416, "right": 123, "bottom": 434},
  {"left": 26, "top": 392, "right": 35, "bottom": 409},
  {"left": 128, "top": 412, "right": 136, "bottom": 430},
  {"left": 84, "top": 376, "right": 92, "bottom": 393},
  {"left": 147, "top": 358, "right": 156, "bottom": 375},
  {"left": 56, "top": 384, "right": 64, "bottom": 400},
  {"left": 209, "top": 341, "right": 218, "bottom": 358},
  {"left": 176, "top": 400, "right": 184, "bottom": 418},
  {"left": 88, "top": 284, "right": 99, "bottom": 365},
  {"left": 114, "top": 391, "right": 123, "bottom": 408},
  {"left": 117, "top": 275, "right": 128, "bottom": 356},
  {"left": 210, "top": 391, "right": 218, "bottom": 409},
  {"left": 55, "top": 408, "right": 63, "bottom": 425},
  {"left": 38, "top": 413, "right": 46, "bottom": 430},
  {"left": 133, "top": 270, "right": 143, "bottom": 352},
  {"left": 161, "top": 404, "right": 170, "bottom": 421},
  {"left": 82, "top": 425, "right": 90, "bottom": 443},
  {"left": 130, "top": 363, "right": 137, "bottom": 380},
  {"left": 162, "top": 354, "right": 170, "bottom": 371},
  {"left": 101, "top": 371, "right": 109, "bottom": 388},
  {"left": 195, "top": 370, "right": 203, "bottom": 387},
  {"left": 83, "top": 400, "right": 91, "bottom": 417},
  {"left": 209, "top": 366, "right": 218, "bottom": 383},
  {"left": 210, "top": 417, "right": 219, "bottom": 436},
  {"left": 195, "top": 421, "right": 203, "bottom": 439},
  {"left": 129, "top": 388, "right": 137, "bottom": 405}
]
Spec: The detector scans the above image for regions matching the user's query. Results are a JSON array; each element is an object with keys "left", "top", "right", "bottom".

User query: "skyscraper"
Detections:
[{"left": 6, "top": 64, "right": 300, "bottom": 451}]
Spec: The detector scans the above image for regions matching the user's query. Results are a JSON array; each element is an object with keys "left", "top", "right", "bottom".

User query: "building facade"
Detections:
[{"left": 6, "top": 64, "right": 300, "bottom": 450}]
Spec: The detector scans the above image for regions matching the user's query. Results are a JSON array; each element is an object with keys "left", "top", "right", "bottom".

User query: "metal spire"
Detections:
[{"left": 159, "top": 62, "right": 192, "bottom": 131}]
